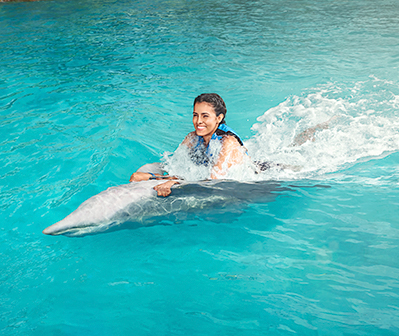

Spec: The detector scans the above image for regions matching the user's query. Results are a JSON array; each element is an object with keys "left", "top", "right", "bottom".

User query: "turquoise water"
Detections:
[{"left": 1, "top": 0, "right": 399, "bottom": 334}]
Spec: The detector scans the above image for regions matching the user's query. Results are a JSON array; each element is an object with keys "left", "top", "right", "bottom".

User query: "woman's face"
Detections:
[{"left": 193, "top": 102, "right": 224, "bottom": 143}]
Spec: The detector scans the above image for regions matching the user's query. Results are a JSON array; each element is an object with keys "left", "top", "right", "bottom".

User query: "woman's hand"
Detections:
[
  {"left": 129, "top": 172, "right": 152, "bottom": 182},
  {"left": 153, "top": 180, "right": 179, "bottom": 197}
]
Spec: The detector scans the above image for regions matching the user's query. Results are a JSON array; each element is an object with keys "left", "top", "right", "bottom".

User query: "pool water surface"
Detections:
[{"left": 1, "top": 0, "right": 399, "bottom": 334}]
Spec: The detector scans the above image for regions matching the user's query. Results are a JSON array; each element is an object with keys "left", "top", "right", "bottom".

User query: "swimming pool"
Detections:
[{"left": 1, "top": 0, "right": 399, "bottom": 334}]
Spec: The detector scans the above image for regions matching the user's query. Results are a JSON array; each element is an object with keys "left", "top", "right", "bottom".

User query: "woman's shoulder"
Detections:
[{"left": 220, "top": 134, "right": 242, "bottom": 148}]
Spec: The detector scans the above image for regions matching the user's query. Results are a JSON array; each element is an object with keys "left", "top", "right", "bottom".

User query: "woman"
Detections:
[
  {"left": 130, "top": 93, "right": 335, "bottom": 196},
  {"left": 130, "top": 93, "right": 245, "bottom": 196}
]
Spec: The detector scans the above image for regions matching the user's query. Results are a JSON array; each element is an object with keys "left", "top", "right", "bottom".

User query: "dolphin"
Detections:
[
  {"left": 43, "top": 180, "right": 178, "bottom": 237},
  {"left": 42, "top": 179, "right": 286, "bottom": 237}
]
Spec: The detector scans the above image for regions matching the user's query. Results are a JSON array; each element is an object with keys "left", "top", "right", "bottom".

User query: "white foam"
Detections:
[
  {"left": 163, "top": 78, "right": 399, "bottom": 182},
  {"left": 162, "top": 145, "right": 212, "bottom": 181}
]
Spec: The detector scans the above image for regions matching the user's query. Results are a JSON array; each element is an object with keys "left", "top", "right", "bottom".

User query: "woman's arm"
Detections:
[
  {"left": 130, "top": 172, "right": 157, "bottom": 182},
  {"left": 211, "top": 136, "right": 244, "bottom": 179}
]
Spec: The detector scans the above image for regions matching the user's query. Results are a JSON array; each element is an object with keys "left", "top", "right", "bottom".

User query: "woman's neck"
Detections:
[{"left": 202, "top": 134, "right": 212, "bottom": 146}]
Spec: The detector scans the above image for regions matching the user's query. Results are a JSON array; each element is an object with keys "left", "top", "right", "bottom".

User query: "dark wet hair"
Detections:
[{"left": 193, "top": 93, "right": 227, "bottom": 124}]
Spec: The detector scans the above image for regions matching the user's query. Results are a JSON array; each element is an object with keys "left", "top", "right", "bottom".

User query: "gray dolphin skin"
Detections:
[
  {"left": 43, "top": 177, "right": 286, "bottom": 237},
  {"left": 43, "top": 180, "right": 178, "bottom": 237},
  {"left": 42, "top": 180, "right": 244, "bottom": 237}
]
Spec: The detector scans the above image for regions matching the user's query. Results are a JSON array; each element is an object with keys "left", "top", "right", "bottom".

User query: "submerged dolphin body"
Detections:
[
  {"left": 43, "top": 180, "right": 237, "bottom": 237},
  {"left": 43, "top": 180, "right": 285, "bottom": 237}
]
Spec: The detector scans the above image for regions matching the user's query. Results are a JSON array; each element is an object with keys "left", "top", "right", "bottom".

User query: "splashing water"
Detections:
[
  {"left": 162, "top": 137, "right": 223, "bottom": 180},
  {"left": 163, "top": 78, "right": 399, "bottom": 182}
]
